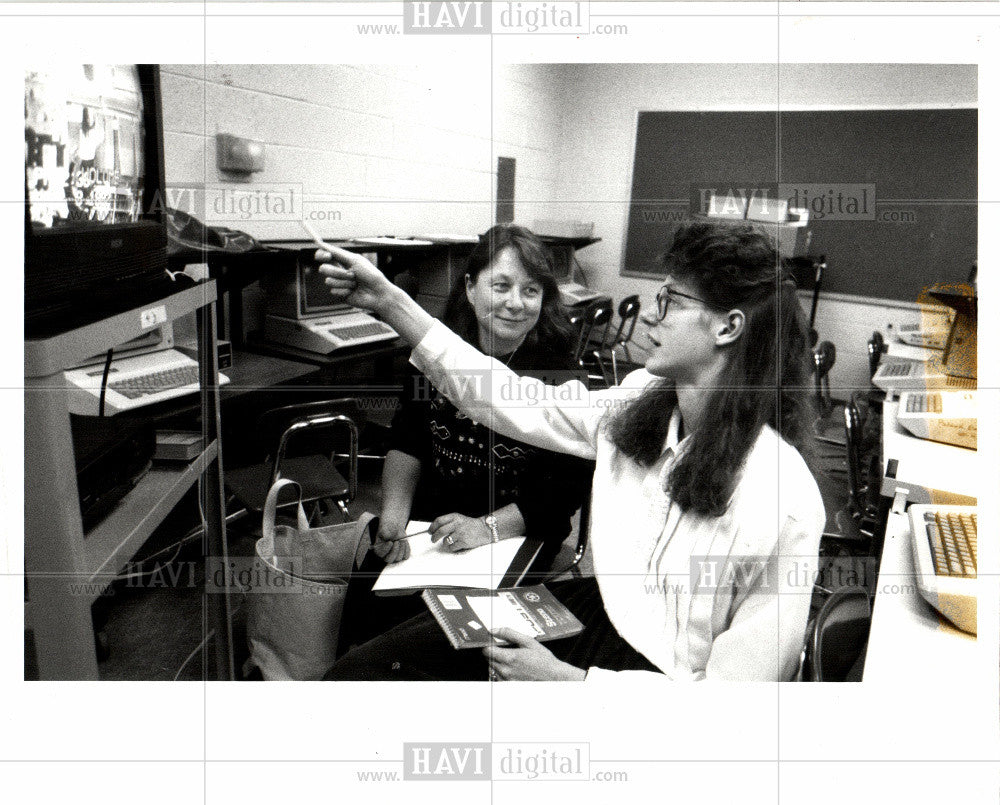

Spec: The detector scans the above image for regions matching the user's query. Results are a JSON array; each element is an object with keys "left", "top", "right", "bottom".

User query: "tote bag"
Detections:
[{"left": 246, "top": 478, "right": 374, "bottom": 680}]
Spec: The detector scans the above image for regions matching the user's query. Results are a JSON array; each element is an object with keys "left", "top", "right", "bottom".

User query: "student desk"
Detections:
[{"left": 862, "top": 397, "right": 981, "bottom": 682}]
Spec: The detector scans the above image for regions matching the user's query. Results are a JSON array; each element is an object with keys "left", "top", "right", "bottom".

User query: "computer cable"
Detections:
[
  {"left": 114, "top": 477, "right": 208, "bottom": 582},
  {"left": 97, "top": 348, "right": 114, "bottom": 417},
  {"left": 172, "top": 626, "right": 215, "bottom": 681},
  {"left": 172, "top": 599, "right": 244, "bottom": 681}
]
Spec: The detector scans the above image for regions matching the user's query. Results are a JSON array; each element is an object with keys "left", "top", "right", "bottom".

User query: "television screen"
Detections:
[{"left": 25, "top": 65, "right": 145, "bottom": 230}]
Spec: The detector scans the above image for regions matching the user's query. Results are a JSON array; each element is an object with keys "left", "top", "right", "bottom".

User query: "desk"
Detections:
[
  {"left": 862, "top": 507, "right": 979, "bottom": 682},
  {"left": 246, "top": 333, "right": 407, "bottom": 369},
  {"left": 863, "top": 398, "right": 980, "bottom": 681},
  {"left": 222, "top": 349, "right": 319, "bottom": 400}
]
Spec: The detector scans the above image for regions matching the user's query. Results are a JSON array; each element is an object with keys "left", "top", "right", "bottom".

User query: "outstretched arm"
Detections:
[
  {"left": 320, "top": 249, "right": 615, "bottom": 458},
  {"left": 318, "top": 247, "right": 435, "bottom": 346}
]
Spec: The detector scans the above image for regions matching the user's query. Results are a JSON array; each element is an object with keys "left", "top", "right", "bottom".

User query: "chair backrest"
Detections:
[
  {"left": 809, "top": 586, "right": 872, "bottom": 681},
  {"left": 843, "top": 394, "right": 881, "bottom": 521},
  {"left": 867, "top": 331, "right": 886, "bottom": 379},
  {"left": 257, "top": 398, "right": 364, "bottom": 498},
  {"left": 813, "top": 340, "right": 836, "bottom": 412},
  {"left": 542, "top": 467, "right": 595, "bottom": 582},
  {"left": 785, "top": 254, "right": 826, "bottom": 343},
  {"left": 611, "top": 295, "right": 641, "bottom": 347},
  {"left": 843, "top": 396, "right": 867, "bottom": 513},
  {"left": 573, "top": 300, "right": 613, "bottom": 363}
]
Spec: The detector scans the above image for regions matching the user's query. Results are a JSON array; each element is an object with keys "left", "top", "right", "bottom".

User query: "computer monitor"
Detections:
[
  {"left": 930, "top": 284, "right": 977, "bottom": 381},
  {"left": 24, "top": 64, "right": 168, "bottom": 334},
  {"left": 872, "top": 283, "right": 977, "bottom": 393},
  {"left": 261, "top": 246, "right": 378, "bottom": 320}
]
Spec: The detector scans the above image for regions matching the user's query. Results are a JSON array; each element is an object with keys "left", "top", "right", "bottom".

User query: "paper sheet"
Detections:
[{"left": 371, "top": 521, "right": 530, "bottom": 593}]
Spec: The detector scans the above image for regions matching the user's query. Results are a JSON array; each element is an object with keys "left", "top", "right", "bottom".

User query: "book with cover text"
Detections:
[{"left": 421, "top": 585, "right": 584, "bottom": 649}]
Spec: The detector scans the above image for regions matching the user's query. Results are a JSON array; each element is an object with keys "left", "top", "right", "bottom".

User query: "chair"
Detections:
[
  {"left": 785, "top": 254, "right": 826, "bottom": 347},
  {"left": 867, "top": 331, "right": 887, "bottom": 380},
  {"left": 544, "top": 476, "right": 592, "bottom": 581},
  {"left": 797, "top": 586, "right": 872, "bottom": 681},
  {"left": 606, "top": 294, "right": 641, "bottom": 385},
  {"left": 813, "top": 340, "right": 844, "bottom": 449},
  {"left": 819, "top": 395, "right": 882, "bottom": 552},
  {"left": 573, "top": 299, "right": 614, "bottom": 387},
  {"left": 844, "top": 396, "right": 881, "bottom": 527},
  {"left": 812, "top": 340, "right": 837, "bottom": 418},
  {"left": 224, "top": 398, "right": 361, "bottom": 527}
]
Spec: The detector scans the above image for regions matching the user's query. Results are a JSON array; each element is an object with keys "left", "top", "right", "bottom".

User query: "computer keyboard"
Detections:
[
  {"left": 922, "top": 508, "right": 976, "bottom": 578},
  {"left": 905, "top": 391, "right": 943, "bottom": 414},
  {"left": 109, "top": 364, "right": 200, "bottom": 400},
  {"left": 326, "top": 321, "right": 393, "bottom": 341},
  {"left": 880, "top": 361, "right": 917, "bottom": 379},
  {"left": 265, "top": 311, "right": 399, "bottom": 354},
  {"left": 908, "top": 504, "right": 977, "bottom": 634},
  {"left": 65, "top": 348, "right": 230, "bottom": 416}
]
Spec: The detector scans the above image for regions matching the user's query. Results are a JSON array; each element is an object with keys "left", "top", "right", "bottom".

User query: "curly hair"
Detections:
[
  {"left": 443, "top": 223, "right": 574, "bottom": 356},
  {"left": 607, "top": 220, "right": 816, "bottom": 516}
]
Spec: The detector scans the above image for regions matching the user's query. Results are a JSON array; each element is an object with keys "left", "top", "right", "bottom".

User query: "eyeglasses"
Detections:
[{"left": 654, "top": 286, "right": 721, "bottom": 321}]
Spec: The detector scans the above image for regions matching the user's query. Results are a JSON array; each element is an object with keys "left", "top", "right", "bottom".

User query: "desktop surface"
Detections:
[
  {"left": 863, "top": 506, "right": 979, "bottom": 682},
  {"left": 864, "top": 392, "right": 981, "bottom": 682}
]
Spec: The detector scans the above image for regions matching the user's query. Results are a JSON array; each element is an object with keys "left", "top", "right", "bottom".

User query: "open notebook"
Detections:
[{"left": 372, "top": 521, "right": 541, "bottom": 596}]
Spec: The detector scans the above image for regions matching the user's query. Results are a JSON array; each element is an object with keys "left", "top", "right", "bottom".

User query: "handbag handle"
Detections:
[{"left": 262, "top": 478, "right": 311, "bottom": 545}]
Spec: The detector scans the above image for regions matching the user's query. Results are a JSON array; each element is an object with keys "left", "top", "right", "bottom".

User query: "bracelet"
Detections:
[{"left": 482, "top": 514, "right": 500, "bottom": 544}]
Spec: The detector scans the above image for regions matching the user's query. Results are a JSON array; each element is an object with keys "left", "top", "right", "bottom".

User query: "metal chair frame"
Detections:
[
  {"left": 573, "top": 300, "right": 614, "bottom": 387},
  {"left": 607, "top": 295, "right": 641, "bottom": 385},
  {"left": 812, "top": 340, "right": 837, "bottom": 418},
  {"left": 225, "top": 399, "right": 361, "bottom": 525}
]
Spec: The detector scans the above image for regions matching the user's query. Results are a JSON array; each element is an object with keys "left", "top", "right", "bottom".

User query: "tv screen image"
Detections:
[
  {"left": 24, "top": 64, "right": 168, "bottom": 334},
  {"left": 25, "top": 65, "right": 146, "bottom": 231}
]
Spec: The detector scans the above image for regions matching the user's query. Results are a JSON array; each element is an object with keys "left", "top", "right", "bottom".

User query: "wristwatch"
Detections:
[{"left": 483, "top": 514, "right": 500, "bottom": 543}]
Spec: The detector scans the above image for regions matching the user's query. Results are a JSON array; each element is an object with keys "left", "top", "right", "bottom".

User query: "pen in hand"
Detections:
[
  {"left": 371, "top": 526, "right": 429, "bottom": 548},
  {"left": 300, "top": 219, "right": 337, "bottom": 254}
]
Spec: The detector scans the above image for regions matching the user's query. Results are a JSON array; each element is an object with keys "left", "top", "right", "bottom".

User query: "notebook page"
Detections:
[{"left": 371, "top": 523, "right": 528, "bottom": 593}]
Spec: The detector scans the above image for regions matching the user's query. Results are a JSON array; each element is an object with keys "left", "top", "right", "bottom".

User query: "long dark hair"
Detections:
[
  {"left": 443, "top": 223, "right": 573, "bottom": 356},
  {"left": 607, "top": 220, "right": 815, "bottom": 516}
]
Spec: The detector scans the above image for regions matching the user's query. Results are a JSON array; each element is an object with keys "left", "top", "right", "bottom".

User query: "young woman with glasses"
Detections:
[{"left": 321, "top": 220, "right": 824, "bottom": 682}]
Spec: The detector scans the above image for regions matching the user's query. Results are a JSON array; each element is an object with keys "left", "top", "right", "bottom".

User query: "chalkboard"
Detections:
[{"left": 622, "top": 109, "right": 977, "bottom": 302}]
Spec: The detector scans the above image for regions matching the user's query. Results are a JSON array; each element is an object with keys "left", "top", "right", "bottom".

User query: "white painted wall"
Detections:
[
  {"left": 160, "top": 64, "right": 564, "bottom": 239},
  {"left": 546, "top": 63, "right": 977, "bottom": 393},
  {"left": 158, "top": 63, "right": 976, "bottom": 393}
]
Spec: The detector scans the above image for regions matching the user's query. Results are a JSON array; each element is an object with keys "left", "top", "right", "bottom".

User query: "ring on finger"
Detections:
[{"left": 445, "top": 535, "right": 454, "bottom": 546}]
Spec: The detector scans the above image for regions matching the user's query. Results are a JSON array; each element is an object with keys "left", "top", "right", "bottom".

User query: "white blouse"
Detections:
[{"left": 411, "top": 321, "right": 826, "bottom": 681}]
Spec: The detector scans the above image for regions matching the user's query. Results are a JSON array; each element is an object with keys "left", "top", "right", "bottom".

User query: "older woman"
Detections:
[
  {"left": 375, "top": 224, "right": 591, "bottom": 566},
  {"left": 324, "top": 220, "right": 824, "bottom": 682},
  {"left": 341, "top": 224, "right": 592, "bottom": 647}
]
